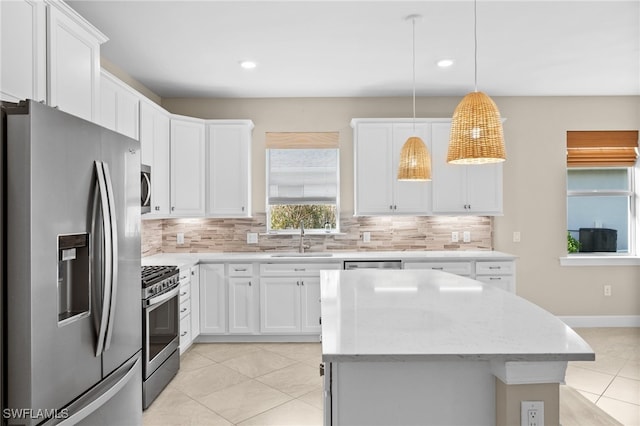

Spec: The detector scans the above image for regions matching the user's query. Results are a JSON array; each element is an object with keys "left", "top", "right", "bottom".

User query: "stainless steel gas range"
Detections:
[{"left": 141, "top": 265, "right": 181, "bottom": 409}]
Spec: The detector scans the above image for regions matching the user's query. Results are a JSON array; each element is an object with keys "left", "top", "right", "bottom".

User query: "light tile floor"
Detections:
[
  {"left": 566, "top": 328, "right": 640, "bottom": 426},
  {"left": 144, "top": 328, "right": 640, "bottom": 426}
]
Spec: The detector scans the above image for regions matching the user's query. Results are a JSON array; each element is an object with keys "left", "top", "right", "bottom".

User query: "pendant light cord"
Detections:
[
  {"left": 474, "top": 0, "right": 478, "bottom": 92},
  {"left": 412, "top": 16, "right": 417, "bottom": 132}
]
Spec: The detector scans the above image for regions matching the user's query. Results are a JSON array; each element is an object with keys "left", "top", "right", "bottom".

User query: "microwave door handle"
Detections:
[
  {"left": 93, "top": 161, "right": 113, "bottom": 357},
  {"left": 142, "top": 171, "right": 151, "bottom": 206},
  {"left": 102, "top": 163, "right": 119, "bottom": 351}
]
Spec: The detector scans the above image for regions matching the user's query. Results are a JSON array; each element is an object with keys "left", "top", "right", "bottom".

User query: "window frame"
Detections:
[
  {"left": 265, "top": 147, "right": 341, "bottom": 234},
  {"left": 566, "top": 165, "right": 637, "bottom": 257}
]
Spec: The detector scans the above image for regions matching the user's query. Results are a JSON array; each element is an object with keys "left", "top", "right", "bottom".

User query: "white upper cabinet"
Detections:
[
  {"left": 353, "top": 119, "right": 432, "bottom": 215},
  {"left": 0, "top": 0, "right": 46, "bottom": 103},
  {"left": 47, "top": 1, "right": 107, "bottom": 122},
  {"left": 170, "top": 116, "right": 206, "bottom": 216},
  {"left": 100, "top": 70, "right": 139, "bottom": 139},
  {"left": 206, "top": 121, "right": 254, "bottom": 217},
  {"left": 431, "top": 122, "right": 503, "bottom": 215},
  {"left": 140, "top": 100, "right": 171, "bottom": 215}
]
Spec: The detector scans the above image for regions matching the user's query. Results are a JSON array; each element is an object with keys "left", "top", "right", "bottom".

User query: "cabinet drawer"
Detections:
[
  {"left": 229, "top": 263, "right": 254, "bottom": 277},
  {"left": 179, "top": 299, "right": 191, "bottom": 319},
  {"left": 179, "top": 316, "right": 191, "bottom": 342},
  {"left": 476, "top": 276, "right": 515, "bottom": 293},
  {"left": 179, "top": 282, "right": 191, "bottom": 301},
  {"left": 179, "top": 268, "right": 191, "bottom": 284},
  {"left": 260, "top": 262, "right": 340, "bottom": 277},
  {"left": 403, "top": 261, "right": 472, "bottom": 276},
  {"left": 475, "top": 261, "right": 514, "bottom": 276}
]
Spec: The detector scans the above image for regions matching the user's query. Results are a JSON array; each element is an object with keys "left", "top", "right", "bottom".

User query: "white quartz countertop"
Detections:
[
  {"left": 320, "top": 269, "right": 594, "bottom": 363},
  {"left": 141, "top": 250, "right": 516, "bottom": 269}
]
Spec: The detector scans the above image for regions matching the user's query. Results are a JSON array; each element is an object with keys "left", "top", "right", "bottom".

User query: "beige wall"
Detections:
[{"left": 162, "top": 95, "right": 640, "bottom": 317}]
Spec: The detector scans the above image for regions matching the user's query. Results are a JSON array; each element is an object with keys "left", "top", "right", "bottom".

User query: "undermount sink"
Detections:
[{"left": 269, "top": 253, "right": 333, "bottom": 258}]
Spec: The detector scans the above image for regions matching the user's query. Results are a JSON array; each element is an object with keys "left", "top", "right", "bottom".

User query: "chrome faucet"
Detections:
[{"left": 299, "top": 220, "right": 306, "bottom": 253}]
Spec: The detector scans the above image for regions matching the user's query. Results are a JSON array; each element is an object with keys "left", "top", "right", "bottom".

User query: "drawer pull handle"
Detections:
[
  {"left": 180, "top": 292, "right": 187, "bottom": 296},
  {"left": 249, "top": 281, "right": 252, "bottom": 286},
  {"left": 432, "top": 267, "right": 444, "bottom": 270},
  {"left": 294, "top": 268, "right": 305, "bottom": 272},
  {"left": 234, "top": 268, "right": 247, "bottom": 272},
  {"left": 180, "top": 307, "right": 188, "bottom": 313},
  {"left": 180, "top": 331, "right": 188, "bottom": 337},
  {"left": 489, "top": 266, "right": 501, "bottom": 270},
  {"left": 489, "top": 277, "right": 502, "bottom": 280}
]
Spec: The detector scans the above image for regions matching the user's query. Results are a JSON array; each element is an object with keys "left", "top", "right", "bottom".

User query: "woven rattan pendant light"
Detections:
[
  {"left": 447, "top": 0, "right": 506, "bottom": 164},
  {"left": 398, "top": 14, "right": 431, "bottom": 181}
]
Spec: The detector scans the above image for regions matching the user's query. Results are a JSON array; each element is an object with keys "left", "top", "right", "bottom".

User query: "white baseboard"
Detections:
[{"left": 559, "top": 315, "right": 640, "bottom": 328}]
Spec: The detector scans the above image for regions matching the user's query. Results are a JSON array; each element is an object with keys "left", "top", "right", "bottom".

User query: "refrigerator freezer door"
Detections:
[{"left": 6, "top": 102, "right": 103, "bottom": 423}]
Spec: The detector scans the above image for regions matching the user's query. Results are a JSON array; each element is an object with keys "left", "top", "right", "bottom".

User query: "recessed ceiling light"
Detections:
[
  {"left": 239, "top": 60, "right": 257, "bottom": 69},
  {"left": 437, "top": 59, "right": 454, "bottom": 68}
]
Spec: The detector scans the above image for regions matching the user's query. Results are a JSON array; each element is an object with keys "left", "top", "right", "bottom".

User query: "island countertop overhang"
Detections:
[{"left": 320, "top": 269, "right": 594, "bottom": 364}]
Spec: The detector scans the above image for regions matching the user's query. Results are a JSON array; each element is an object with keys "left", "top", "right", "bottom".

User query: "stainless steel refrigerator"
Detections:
[{"left": 1, "top": 100, "right": 142, "bottom": 425}]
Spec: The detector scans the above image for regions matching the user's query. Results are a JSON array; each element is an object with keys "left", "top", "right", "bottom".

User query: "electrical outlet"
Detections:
[
  {"left": 363, "top": 232, "right": 371, "bottom": 243},
  {"left": 463, "top": 231, "right": 471, "bottom": 243},
  {"left": 247, "top": 232, "right": 258, "bottom": 244},
  {"left": 521, "top": 401, "right": 544, "bottom": 426},
  {"left": 451, "top": 231, "right": 459, "bottom": 243},
  {"left": 604, "top": 284, "right": 612, "bottom": 296},
  {"left": 177, "top": 232, "right": 185, "bottom": 245},
  {"left": 513, "top": 231, "right": 521, "bottom": 243}
]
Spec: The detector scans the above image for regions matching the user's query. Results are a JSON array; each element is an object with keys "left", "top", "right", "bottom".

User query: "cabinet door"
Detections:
[
  {"left": 207, "top": 123, "right": 251, "bottom": 217},
  {"left": 466, "top": 163, "right": 502, "bottom": 214},
  {"left": 99, "top": 72, "right": 139, "bottom": 139},
  {"left": 141, "top": 102, "right": 171, "bottom": 215},
  {"left": 300, "top": 276, "right": 322, "bottom": 333},
  {"left": 354, "top": 123, "right": 394, "bottom": 215},
  {"left": 171, "top": 118, "right": 205, "bottom": 216},
  {"left": 0, "top": 0, "right": 46, "bottom": 103},
  {"left": 228, "top": 277, "right": 256, "bottom": 334},
  {"left": 392, "top": 123, "right": 432, "bottom": 214},
  {"left": 190, "top": 266, "right": 200, "bottom": 338},
  {"left": 260, "top": 277, "right": 300, "bottom": 333},
  {"left": 200, "top": 264, "right": 226, "bottom": 334},
  {"left": 431, "top": 122, "right": 467, "bottom": 213},
  {"left": 47, "top": 4, "right": 105, "bottom": 122}
]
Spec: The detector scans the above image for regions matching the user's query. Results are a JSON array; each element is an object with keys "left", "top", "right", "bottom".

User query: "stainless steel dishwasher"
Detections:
[{"left": 343, "top": 260, "right": 403, "bottom": 270}]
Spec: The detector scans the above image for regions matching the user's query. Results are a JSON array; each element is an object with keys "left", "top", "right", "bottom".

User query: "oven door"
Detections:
[
  {"left": 143, "top": 286, "right": 179, "bottom": 379},
  {"left": 141, "top": 164, "right": 151, "bottom": 214}
]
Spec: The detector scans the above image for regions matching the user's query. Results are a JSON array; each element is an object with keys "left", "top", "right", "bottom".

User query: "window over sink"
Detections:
[{"left": 265, "top": 132, "right": 340, "bottom": 233}]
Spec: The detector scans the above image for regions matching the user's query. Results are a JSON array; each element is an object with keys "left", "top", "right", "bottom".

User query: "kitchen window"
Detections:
[
  {"left": 265, "top": 132, "right": 340, "bottom": 233},
  {"left": 565, "top": 131, "right": 639, "bottom": 258}
]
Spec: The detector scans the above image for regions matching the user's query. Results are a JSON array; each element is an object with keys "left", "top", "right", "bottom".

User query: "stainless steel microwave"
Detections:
[{"left": 141, "top": 164, "right": 151, "bottom": 214}]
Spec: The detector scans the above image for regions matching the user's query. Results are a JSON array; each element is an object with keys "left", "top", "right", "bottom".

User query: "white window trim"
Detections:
[{"left": 566, "top": 165, "right": 637, "bottom": 258}]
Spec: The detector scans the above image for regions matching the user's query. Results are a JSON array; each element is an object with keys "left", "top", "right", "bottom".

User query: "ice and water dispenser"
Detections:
[{"left": 57, "top": 233, "right": 90, "bottom": 325}]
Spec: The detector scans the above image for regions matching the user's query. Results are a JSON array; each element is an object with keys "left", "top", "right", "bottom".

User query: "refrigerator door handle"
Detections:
[
  {"left": 102, "top": 163, "right": 119, "bottom": 351},
  {"left": 44, "top": 354, "right": 141, "bottom": 426},
  {"left": 93, "top": 161, "right": 113, "bottom": 357}
]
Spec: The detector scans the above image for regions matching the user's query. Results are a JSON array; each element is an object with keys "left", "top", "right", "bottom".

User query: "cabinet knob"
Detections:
[
  {"left": 242, "top": 206, "right": 245, "bottom": 211},
  {"left": 296, "top": 281, "right": 300, "bottom": 286},
  {"left": 389, "top": 205, "right": 393, "bottom": 210},
  {"left": 301, "top": 281, "right": 304, "bottom": 286},
  {"left": 171, "top": 206, "right": 175, "bottom": 211},
  {"left": 249, "top": 281, "right": 252, "bottom": 286},
  {"left": 191, "top": 270, "right": 195, "bottom": 275}
]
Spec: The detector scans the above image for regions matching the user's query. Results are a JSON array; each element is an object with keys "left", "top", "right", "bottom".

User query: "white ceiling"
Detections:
[{"left": 66, "top": 0, "right": 640, "bottom": 99}]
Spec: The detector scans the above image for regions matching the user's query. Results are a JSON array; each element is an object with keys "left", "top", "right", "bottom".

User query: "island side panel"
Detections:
[{"left": 330, "top": 360, "right": 495, "bottom": 426}]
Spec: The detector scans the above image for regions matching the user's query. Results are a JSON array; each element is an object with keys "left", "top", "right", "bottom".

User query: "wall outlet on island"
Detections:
[
  {"left": 521, "top": 400, "right": 544, "bottom": 426},
  {"left": 177, "top": 232, "right": 184, "bottom": 245}
]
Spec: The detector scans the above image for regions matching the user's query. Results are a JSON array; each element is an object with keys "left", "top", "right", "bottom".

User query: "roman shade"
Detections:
[
  {"left": 567, "top": 130, "right": 639, "bottom": 167},
  {"left": 266, "top": 132, "right": 339, "bottom": 205}
]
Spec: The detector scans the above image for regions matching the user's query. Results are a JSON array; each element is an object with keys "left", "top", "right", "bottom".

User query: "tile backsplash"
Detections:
[{"left": 142, "top": 214, "right": 492, "bottom": 257}]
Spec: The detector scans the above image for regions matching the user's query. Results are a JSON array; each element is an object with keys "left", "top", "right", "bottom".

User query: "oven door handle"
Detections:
[{"left": 147, "top": 286, "right": 180, "bottom": 307}]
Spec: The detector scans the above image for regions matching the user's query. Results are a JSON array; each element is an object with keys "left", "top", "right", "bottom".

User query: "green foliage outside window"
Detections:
[
  {"left": 567, "top": 231, "right": 580, "bottom": 253},
  {"left": 270, "top": 205, "right": 337, "bottom": 231}
]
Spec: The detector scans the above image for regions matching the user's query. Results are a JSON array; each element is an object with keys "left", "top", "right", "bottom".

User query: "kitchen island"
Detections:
[{"left": 320, "top": 269, "right": 594, "bottom": 426}]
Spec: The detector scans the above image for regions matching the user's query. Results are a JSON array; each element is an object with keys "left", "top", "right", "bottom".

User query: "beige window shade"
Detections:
[
  {"left": 567, "top": 130, "right": 639, "bottom": 167},
  {"left": 266, "top": 132, "right": 339, "bottom": 149}
]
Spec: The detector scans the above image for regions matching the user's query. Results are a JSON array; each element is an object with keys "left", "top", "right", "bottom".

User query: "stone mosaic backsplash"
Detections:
[{"left": 141, "top": 214, "right": 492, "bottom": 257}]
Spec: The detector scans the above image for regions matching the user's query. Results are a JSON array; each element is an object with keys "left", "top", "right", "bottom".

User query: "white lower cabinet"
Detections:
[
  {"left": 199, "top": 264, "right": 226, "bottom": 334},
  {"left": 259, "top": 263, "right": 339, "bottom": 334},
  {"left": 178, "top": 267, "right": 192, "bottom": 354},
  {"left": 228, "top": 263, "right": 258, "bottom": 334},
  {"left": 190, "top": 266, "right": 200, "bottom": 339},
  {"left": 404, "top": 259, "right": 516, "bottom": 293}
]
